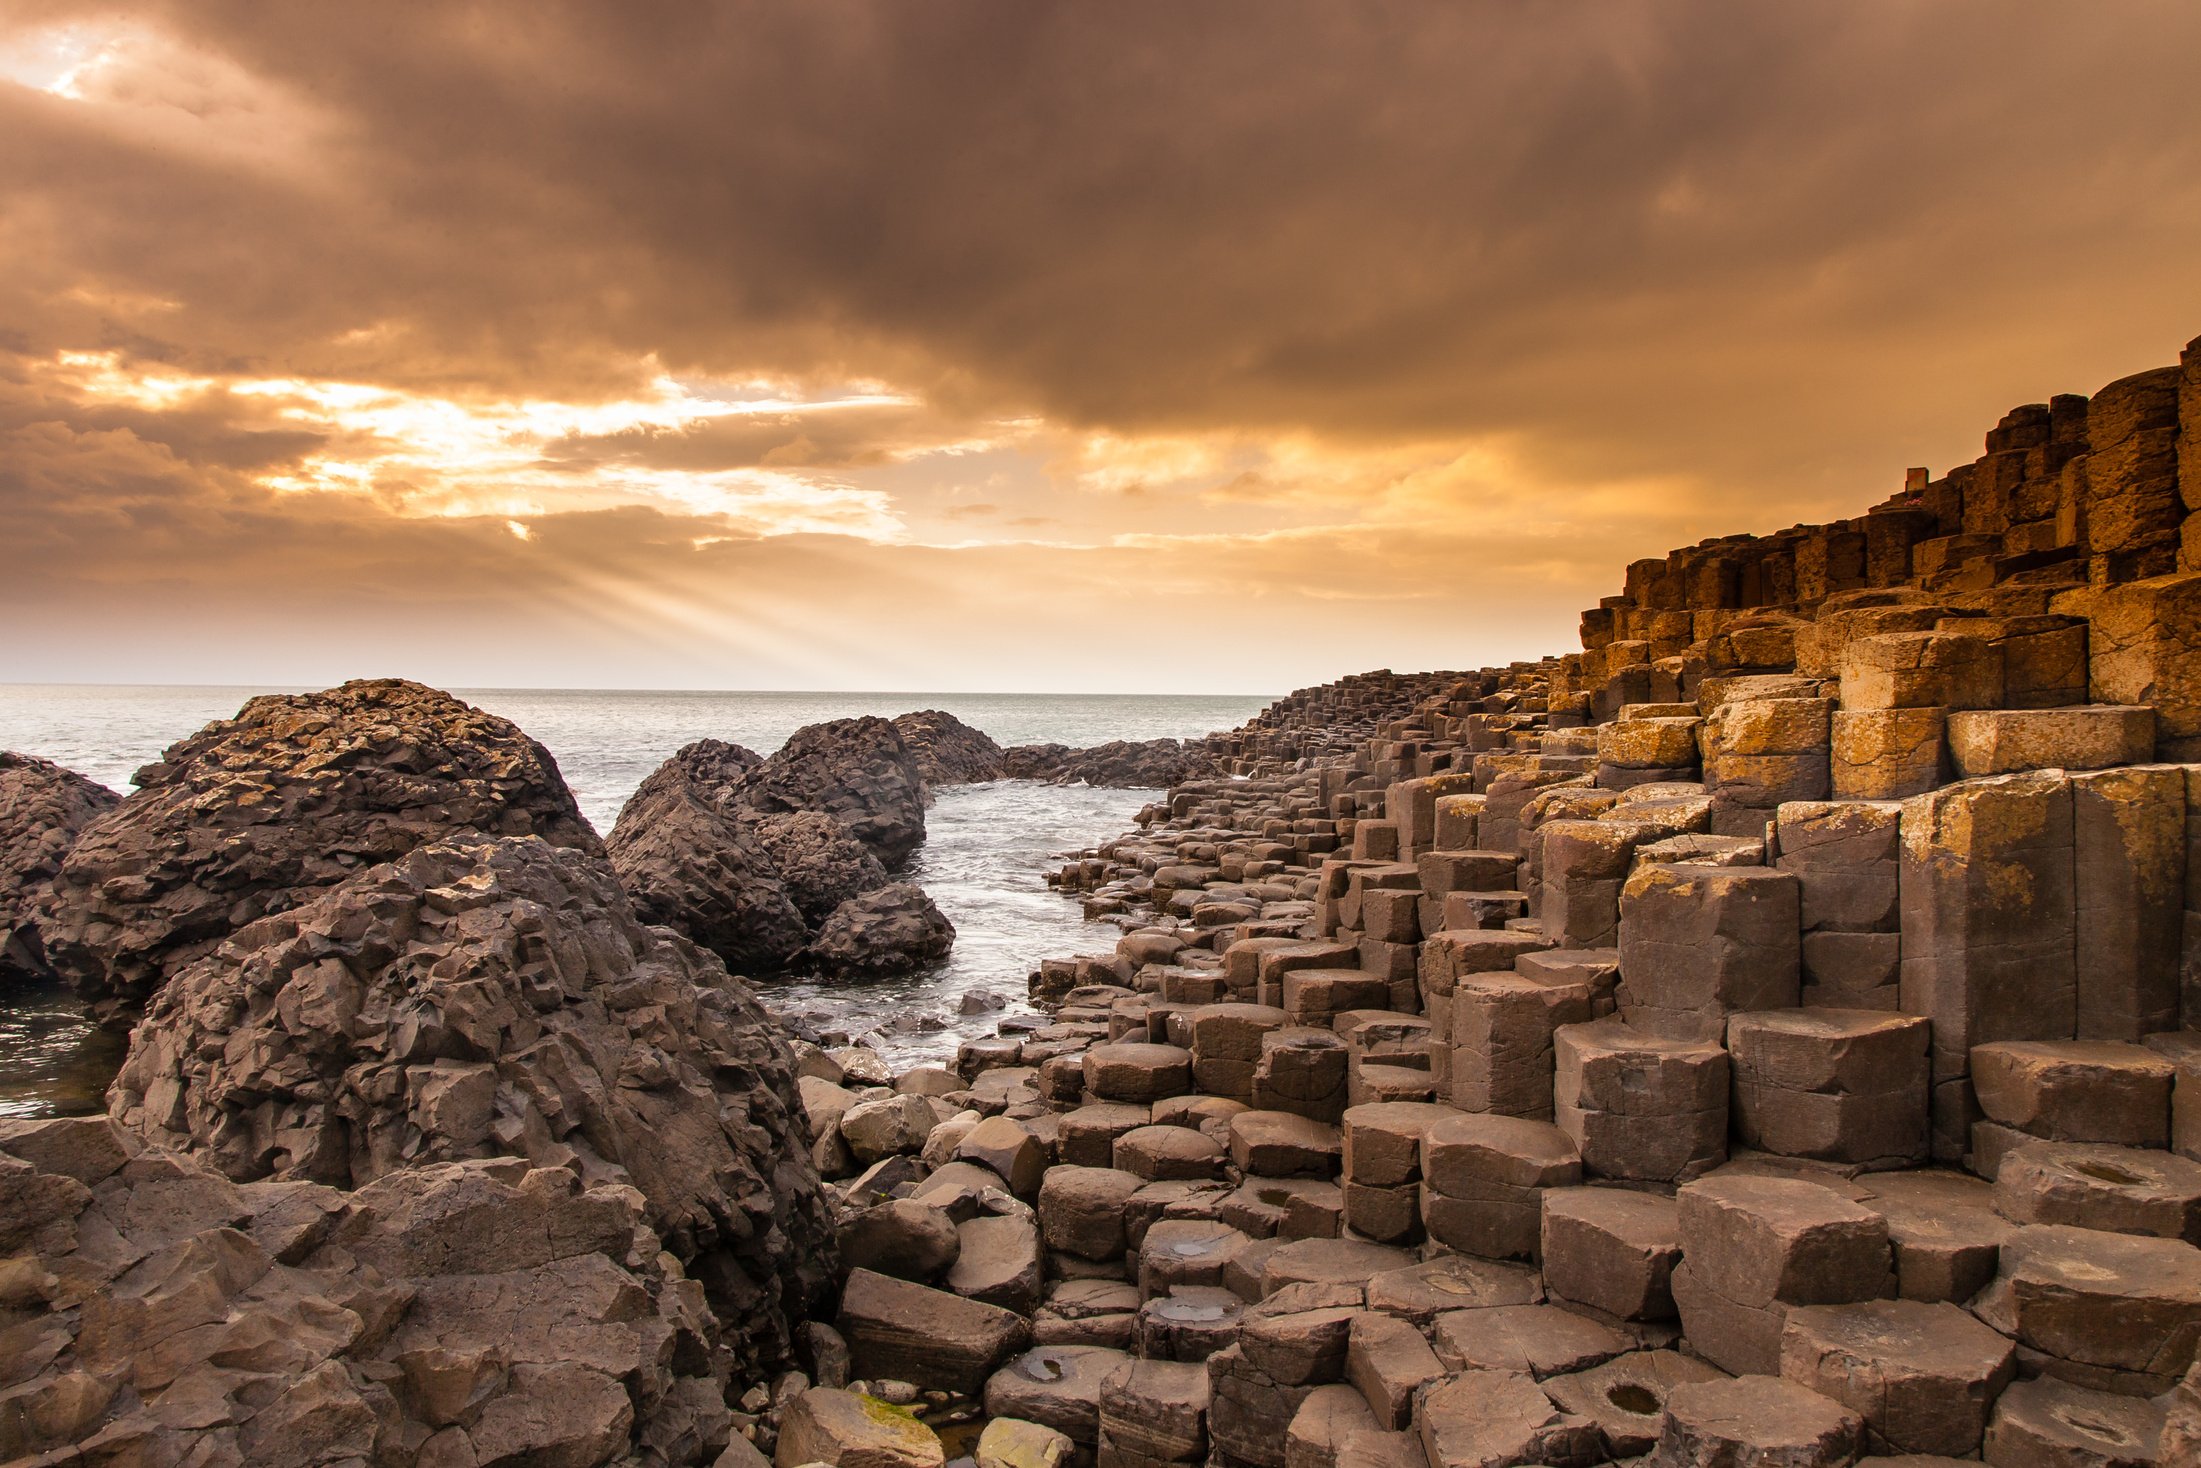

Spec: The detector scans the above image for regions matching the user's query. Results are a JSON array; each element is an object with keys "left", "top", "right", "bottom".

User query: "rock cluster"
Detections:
[
  {"left": 608, "top": 728, "right": 954, "bottom": 980},
  {"left": 35, "top": 678, "right": 600, "bottom": 1023},
  {"left": 1004, "top": 739, "right": 1220, "bottom": 789},
  {"left": 0, "top": 1115, "right": 745, "bottom": 1466},
  {"left": 0, "top": 752, "right": 116, "bottom": 984},
  {"left": 105, "top": 833, "right": 837, "bottom": 1377},
  {"left": 894, "top": 710, "right": 1008, "bottom": 789}
]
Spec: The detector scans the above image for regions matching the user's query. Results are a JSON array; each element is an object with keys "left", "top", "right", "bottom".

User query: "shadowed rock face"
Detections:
[
  {"left": 108, "top": 833, "right": 837, "bottom": 1377},
  {"left": 748, "top": 809, "right": 891, "bottom": 926},
  {"left": 802, "top": 882, "right": 956, "bottom": 977},
  {"left": 732, "top": 716, "right": 927, "bottom": 869},
  {"left": 608, "top": 744, "right": 811, "bottom": 973},
  {"left": 0, "top": 1116, "right": 740, "bottom": 1466},
  {"left": 37, "top": 678, "right": 600, "bottom": 1023},
  {"left": 893, "top": 709, "right": 1008, "bottom": 790},
  {"left": 0, "top": 752, "right": 118, "bottom": 984}
]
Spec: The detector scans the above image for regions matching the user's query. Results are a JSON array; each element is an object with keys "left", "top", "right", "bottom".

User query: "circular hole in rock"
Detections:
[{"left": 1607, "top": 1384, "right": 1662, "bottom": 1416}]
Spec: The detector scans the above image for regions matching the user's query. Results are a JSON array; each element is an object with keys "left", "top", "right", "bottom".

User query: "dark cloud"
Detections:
[{"left": 3, "top": 3, "right": 2200, "bottom": 687}]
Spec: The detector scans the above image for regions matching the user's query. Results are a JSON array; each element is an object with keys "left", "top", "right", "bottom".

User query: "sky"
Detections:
[{"left": 3, "top": 3, "right": 2200, "bottom": 694}]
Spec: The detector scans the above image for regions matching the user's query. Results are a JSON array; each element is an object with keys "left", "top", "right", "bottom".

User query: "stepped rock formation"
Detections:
[
  {"left": 0, "top": 751, "right": 117, "bottom": 984},
  {"left": 0, "top": 1115, "right": 740, "bottom": 1466},
  {"left": 37, "top": 678, "right": 599, "bottom": 1022},
  {"left": 107, "top": 833, "right": 836, "bottom": 1378},
  {"left": 894, "top": 709, "right": 1008, "bottom": 789},
  {"left": 763, "top": 342, "right": 2201, "bottom": 1468},
  {"left": 733, "top": 716, "right": 927, "bottom": 869}
]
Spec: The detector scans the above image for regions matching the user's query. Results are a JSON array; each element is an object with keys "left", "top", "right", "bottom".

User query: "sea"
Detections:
[{"left": 0, "top": 685, "right": 1275, "bottom": 1118}]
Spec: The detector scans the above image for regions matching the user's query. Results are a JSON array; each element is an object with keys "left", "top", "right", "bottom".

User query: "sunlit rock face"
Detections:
[
  {"left": 0, "top": 752, "right": 118, "bottom": 985},
  {"left": 107, "top": 832, "right": 837, "bottom": 1378},
  {"left": 37, "top": 678, "right": 600, "bottom": 1023}
]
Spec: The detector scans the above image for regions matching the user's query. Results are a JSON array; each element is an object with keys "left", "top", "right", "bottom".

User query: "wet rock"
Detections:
[
  {"left": 893, "top": 710, "right": 1008, "bottom": 790},
  {"left": 106, "top": 833, "right": 834, "bottom": 1377},
  {"left": 38, "top": 679, "right": 599, "bottom": 1020},
  {"left": 0, "top": 751, "right": 117, "bottom": 985},
  {"left": 805, "top": 883, "right": 957, "bottom": 978},
  {"left": 984, "top": 1345, "right": 1130, "bottom": 1444},
  {"left": 734, "top": 716, "right": 927, "bottom": 869}
]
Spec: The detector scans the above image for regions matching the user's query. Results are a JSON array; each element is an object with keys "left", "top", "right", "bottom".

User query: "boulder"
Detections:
[
  {"left": 892, "top": 709, "right": 1008, "bottom": 789},
  {"left": 777, "top": 1387, "right": 945, "bottom": 1468},
  {"left": 609, "top": 740, "right": 810, "bottom": 972},
  {"left": 38, "top": 679, "right": 599, "bottom": 1020},
  {"left": 106, "top": 833, "right": 835, "bottom": 1376},
  {"left": 747, "top": 808, "right": 892, "bottom": 923},
  {"left": 733, "top": 716, "right": 927, "bottom": 869},
  {"left": 0, "top": 751, "right": 117, "bottom": 984},
  {"left": 804, "top": 883, "right": 957, "bottom": 978}
]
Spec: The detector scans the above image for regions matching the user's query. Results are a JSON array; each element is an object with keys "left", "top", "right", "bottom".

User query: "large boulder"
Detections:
[
  {"left": 0, "top": 1115, "right": 740, "bottom": 1466},
  {"left": 0, "top": 751, "right": 117, "bottom": 984},
  {"left": 732, "top": 716, "right": 926, "bottom": 869},
  {"left": 804, "top": 883, "right": 958, "bottom": 978},
  {"left": 608, "top": 743, "right": 810, "bottom": 972},
  {"left": 107, "top": 833, "right": 837, "bottom": 1373},
  {"left": 38, "top": 679, "right": 599, "bottom": 1021},
  {"left": 893, "top": 709, "right": 1007, "bottom": 789}
]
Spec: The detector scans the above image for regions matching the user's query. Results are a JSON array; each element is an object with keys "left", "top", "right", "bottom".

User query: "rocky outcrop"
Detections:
[
  {"left": 608, "top": 743, "right": 811, "bottom": 972},
  {"left": 612, "top": 729, "right": 949, "bottom": 979},
  {"left": 893, "top": 709, "right": 1008, "bottom": 789},
  {"left": 1003, "top": 737, "right": 1219, "bottom": 788},
  {"left": 732, "top": 716, "right": 927, "bottom": 869},
  {"left": 107, "top": 833, "right": 837, "bottom": 1376},
  {"left": 0, "top": 751, "right": 117, "bottom": 984},
  {"left": 37, "top": 678, "right": 599, "bottom": 1023},
  {"left": 802, "top": 883, "right": 956, "bottom": 978},
  {"left": 0, "top": 1115, "right": 740, "bottom": 1467}
]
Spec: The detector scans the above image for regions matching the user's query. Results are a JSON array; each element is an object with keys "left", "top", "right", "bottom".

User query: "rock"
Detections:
[
  {"left": 975, "top": 1416, "right": 1074, "bottom": 1468},
  {"left": 1981, "top": 1375, "right": 2165, "bottom": 1468},
  {"left": 838, "top": 1200, "right": 962, "bottom": 1281},
  {"left": 1414, "top": 1368, "right": 1603, "bottom": 1468},
  {"left": 733, "top": 716, "right": 927, "bottom": 869},
  {"left": 949, "top": 1212, "right": 1044, "bottom": 1315},
  {"left": 0, "top": 1121, "right": 736, "bottom": 1468},
  {"left": 837, "top": 1268, "right": 1030, "bottom": 1394},
  {"left": 958, "top": 1115, "right": 1049, "bottom": 1196},
  {"left": 1542, "top": 1349, "right": 1730, "bottom": 1459},
  {"left": 0, "top": 752, "right": 117, "bottom": 984},
  {"left": 609, "top": 740, "right": 811, "bottom": 972},
  {"left": 805, "top": 883, "right": 957, "bottom": 978},
  {"left": 1038, "top": 1166, "right": 1143, "bottom": 1261},
  {"left": 1002, "top": 739, "right": 1218, "bottom": 789},
  {"left": 775, "top": 1387, "right": 945, "bottom": 1468},
  {"left": 749, "top": 808, "right": 893, "bottom": 924},
  {"left": 841, "top": 1094, "right": 942, "bottom": 1162},
  {"left": 1777, "top": 1298, "right": 2015, "bottom": 1458},
  {"left": 1540, "top": 1185, "right": 1682, "bottom": 1321},
  {"left": 1970, "top": 1223, "right": 2201, "bottom": 1395},
  {"left": 1428, "top": 1303, "right": 1630, "bottom": 1379},
  {"left": 38, "top": 679, "right": 599, "bottom": 1020},
  {"left": 1099, "top": 1356, "right": 1209, "bottom": 1465},
  {"left": 1649, "top": 1375, "right": 1863, "bottom": 1467},
  {"left": 984, "top": 1346, "right": 1130, "bottom": 1444},
  {"left": 893, "top": 710, "right": 1008, "bottom": 790},
  {"left": 104, "top": 833, "right": 834, "bottom": 1377}
]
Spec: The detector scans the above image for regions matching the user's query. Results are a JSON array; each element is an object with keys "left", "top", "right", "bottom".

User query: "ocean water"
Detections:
[{"left": 0, "top": 684, "right": 1274, "bottom": 1114}]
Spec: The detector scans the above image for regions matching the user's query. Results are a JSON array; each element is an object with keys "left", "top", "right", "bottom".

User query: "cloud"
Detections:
[{"left": 2, "top": 3, "right": 2200, "bottom": 690}]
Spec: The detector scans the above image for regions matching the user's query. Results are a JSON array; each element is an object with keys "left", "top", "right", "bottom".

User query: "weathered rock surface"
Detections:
[
  {"left": 106, "top": 833, "right": 835, "bottom": 1376},
  {"left": 804, "top": 884, "right": 957, "bottom": 978},
  {"left": 0, "top": 751, "right": 117, "bottom": 984},
  {"left": 0, "top": 1115, "right": 738, "bottom": 1467},
  {"left": 608, "top": 741, "right": 811, "bottom": 973},
  {"left": 893, "top": 709, "right": 1008, "bottom": 789},
  {"left": 748, "top": 809, "right": 893, "bottom": 925},
  {"left": 38, "top": 679, "right": 599, "bottom": 1021},
  {"left": 734, "top": 716, "right": 927, "bottom": 869}
]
